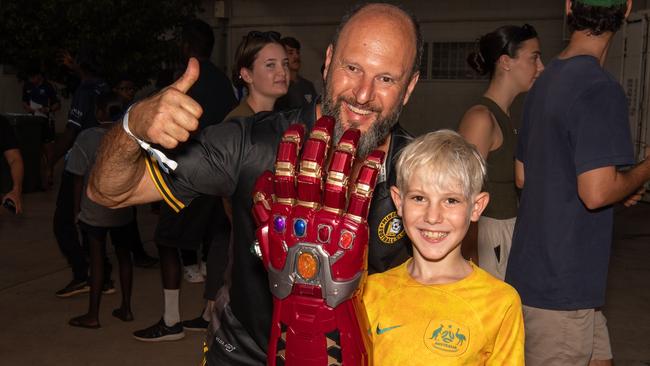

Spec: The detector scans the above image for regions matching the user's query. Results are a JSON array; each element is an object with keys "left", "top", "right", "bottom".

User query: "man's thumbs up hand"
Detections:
[{"left": 127, "top": 58, "right": 203, "bottom": 149}]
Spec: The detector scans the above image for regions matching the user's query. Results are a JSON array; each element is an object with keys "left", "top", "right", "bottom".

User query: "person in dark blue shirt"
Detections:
[
  {"left": 51, "top": 49, "right": 112, "bottom": 298},
  {"left": 22, "top": 68, "right": 61, "bottom": 143},
  {"left": 506, "top": 1, "right": 650, "bottom": 365},
  {"left": 132, "top": 19, "right": 237, "bottom": 342}
]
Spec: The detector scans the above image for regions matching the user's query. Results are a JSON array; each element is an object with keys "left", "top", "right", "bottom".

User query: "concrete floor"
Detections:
[{"left": 1, "top": 184, "right": 649, "bottom": 365}]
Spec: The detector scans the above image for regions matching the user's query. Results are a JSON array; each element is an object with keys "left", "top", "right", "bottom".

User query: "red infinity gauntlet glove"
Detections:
[{"left": 252, "top": 116, "right": 385, "bottom": 366}]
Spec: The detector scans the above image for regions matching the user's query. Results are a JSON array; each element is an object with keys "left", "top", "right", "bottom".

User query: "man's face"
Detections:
[
  {"left": 29, "top": 74, "right": 43, "bottom": 85},
  {"left": 114, "top": 80, "right": 136, "bottom": 104},
  {"left": 322, "top": 14, "right": 419, "bottom": 157},
  {"left": 285, "top": 46, "right": 301, "bottom": 72}
]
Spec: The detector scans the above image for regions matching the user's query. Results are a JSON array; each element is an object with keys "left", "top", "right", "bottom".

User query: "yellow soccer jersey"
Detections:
[{"left": 362, "top": 260, "right": 524, "bottom": 365}]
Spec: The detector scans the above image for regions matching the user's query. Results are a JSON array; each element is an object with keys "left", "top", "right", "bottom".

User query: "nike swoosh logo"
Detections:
[{"left": 376, "top": 324, "right": 402, "bottom": 335}]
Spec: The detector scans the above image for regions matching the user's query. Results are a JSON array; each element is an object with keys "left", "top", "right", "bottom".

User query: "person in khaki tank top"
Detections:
[{"left": 458, "top": 24, "right": 543, "bottom": 280}]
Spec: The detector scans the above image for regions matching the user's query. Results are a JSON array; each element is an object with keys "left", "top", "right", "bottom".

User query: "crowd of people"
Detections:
[{"left": 2, "top": 0, "right": 650, "bottom": 365}]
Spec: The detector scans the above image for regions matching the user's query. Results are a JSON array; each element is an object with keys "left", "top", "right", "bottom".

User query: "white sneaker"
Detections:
[
  {"left": 199, "top": 261, "right": 207, "bottom": 277},
  {"left": 183, "top": 264, "right": 205, "bottom": 284}
]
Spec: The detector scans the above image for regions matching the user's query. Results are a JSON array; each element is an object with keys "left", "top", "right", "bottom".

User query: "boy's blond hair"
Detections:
[{"left": 394, "top": 130, "right": 486, "bottom": 199}]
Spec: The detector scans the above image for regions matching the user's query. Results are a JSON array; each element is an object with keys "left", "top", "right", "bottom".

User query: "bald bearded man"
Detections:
[{"left": 89, "top": 3, "right": 422, "bottom": 365}]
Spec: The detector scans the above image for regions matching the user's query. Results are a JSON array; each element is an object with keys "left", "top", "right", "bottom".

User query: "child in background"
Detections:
[
  {"left": 67, "top": 92, "right": 135, "bottom": 328},
  {"left": 363, "top": 130, "right": 524, "bottom": 365}
]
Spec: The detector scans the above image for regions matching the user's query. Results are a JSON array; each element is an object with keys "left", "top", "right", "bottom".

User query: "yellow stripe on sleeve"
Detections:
[{"left": 144, "top": 155, "right": 185, "bottom": 212}]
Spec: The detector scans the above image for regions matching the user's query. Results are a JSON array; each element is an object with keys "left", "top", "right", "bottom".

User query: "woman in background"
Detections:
[
  {"left": 227, "top": 30, "right": 290, "bottom": 119},
  {"left": 458, "top": 24, "right": 543, "bottom": 280}
]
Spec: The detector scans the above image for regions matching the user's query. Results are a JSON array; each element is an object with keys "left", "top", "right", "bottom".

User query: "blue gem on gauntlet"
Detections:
[{"left": 293, "top": 218, "right": 307, "bottom": 237}]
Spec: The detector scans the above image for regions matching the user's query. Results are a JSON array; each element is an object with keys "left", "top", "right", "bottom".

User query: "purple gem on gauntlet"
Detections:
[{"left": 274, "top": 216, "right": 286, "bottom": 233}]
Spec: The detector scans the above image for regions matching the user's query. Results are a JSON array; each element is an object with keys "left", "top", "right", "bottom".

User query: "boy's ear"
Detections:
[
  {"left": 470, "top": 192, "right": 490, "bottom": 222},
  {"left": 390, "top": 186, "right": 403, "bottom": 217}
]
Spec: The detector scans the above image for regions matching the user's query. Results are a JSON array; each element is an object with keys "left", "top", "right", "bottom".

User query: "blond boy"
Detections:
[{"left": 363, "top": 130, "right": 524, "bottom": 365}]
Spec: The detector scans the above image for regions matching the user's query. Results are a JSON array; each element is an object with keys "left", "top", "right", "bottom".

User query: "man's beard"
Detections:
[{"left": 321, "top": 77, "right": 405, "bottom": 158}]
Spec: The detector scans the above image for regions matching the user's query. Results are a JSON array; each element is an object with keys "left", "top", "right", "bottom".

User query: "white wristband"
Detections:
[{"left": 122, "top": 106, "right": 178, "bottom": 173}]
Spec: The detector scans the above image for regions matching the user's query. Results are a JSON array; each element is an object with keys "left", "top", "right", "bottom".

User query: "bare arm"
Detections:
[
  {"left": 577, "top": 158, "right": 650, "bottom": 210},
  {"left": 22, "top": 102, "right": 35, "bottom": 114},
  {"left": 87, "top": 58, "right": 203, "bottom": 208},
  {"left": 87, "top": 125, "right": 158, "bottom": 207},
  {"left": 2, "top": 148, "right": 24, "bottom": 213},
  {"left": 49, "top": 125, "right": 78, "bottom": 167},
  {"left": 458, "top": 106, "right": 497, "bottom": 265},
  {"left": 515, "top": 159, "right": 524, "bottom": 189},
  {"left": 458, "top": 106, "right": 496, "bottom": 159}
]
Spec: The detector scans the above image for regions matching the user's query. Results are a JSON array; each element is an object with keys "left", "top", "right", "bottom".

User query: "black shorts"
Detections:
[
  {"left": 78, "top": 220, "right": 133, "bottom": 248},
  {"left": 154, "top": 195, "right": 221, "bottom": 250},
  {"left": 204, "top": 304, "right": 266, "bottom": 366}
]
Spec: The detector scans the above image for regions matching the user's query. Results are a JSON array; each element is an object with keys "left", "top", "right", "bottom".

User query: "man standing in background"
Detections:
[
  {"left": 132, "top": 18, "right": 236, "bottom": 342},
  {"left": 274, "top": 36, "right": 317, "bottom": 111},
  {"left": 507, "top": 1, "right": 650, "bottom": 365},
  {"left": 51, "top": 49, "right": 111, "bottom": 298}
]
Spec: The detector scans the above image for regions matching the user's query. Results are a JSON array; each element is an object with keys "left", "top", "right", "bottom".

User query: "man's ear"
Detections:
[
  {"left": 390, "top": 186, "right": 404, "bottom": 217},
  {"left": 402, "top": 71, "right": 420, "bottom": 106},
  {"left": 565, "top": 0, "right": 573, "bottom": 16},
  {"left": 470, "top": 192, "right": 490, "bottom": 222},
  {"left": 323, "top": 44, "right": 334, "bottom": 81}
]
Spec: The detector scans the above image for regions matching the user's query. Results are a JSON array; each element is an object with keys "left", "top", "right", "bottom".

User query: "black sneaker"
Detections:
[
  {"left": 182, "top": 316, "right": 209, "bottom": 332},
  {"left": 133, "top": 253, "right": 159, "bottom": 268},
  {"left": 55, "top": 279, "right": 90, "bottom": 298},
  {"left": 133, "top": 318, "right": 185, "bottom": 342},
  {"left": 102, "top": 280, "right": 116, "bottom": 295}
]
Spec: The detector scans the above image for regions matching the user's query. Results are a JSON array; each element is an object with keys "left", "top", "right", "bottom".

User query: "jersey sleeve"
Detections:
[
  {"left": 68, "top": 89, "right": 93, "bottom": 130},
  {"left": 570, "top": 82, "right": 635, "bottom": 175},
  {"left": 145, "top": 120, "right": 245, "bottom": 212},
  {"left": 65, "top": 135, "right": 91, "bottom": 176},
  {"left": 486, "top": 290, "right": 525, "bottom": 366}
]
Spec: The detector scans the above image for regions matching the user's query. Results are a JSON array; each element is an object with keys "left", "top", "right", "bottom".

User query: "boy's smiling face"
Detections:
[{"left": 390, "top": 169, "right": 488, "bottom": 264}]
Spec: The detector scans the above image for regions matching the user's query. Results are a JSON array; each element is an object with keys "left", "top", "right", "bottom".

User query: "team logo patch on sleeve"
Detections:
[
  {"left": 377, "top": 211, "right": 405, "bottom": 244},
  {"left": 424, "top": 320, "right": 469, "bottom": 356}
]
